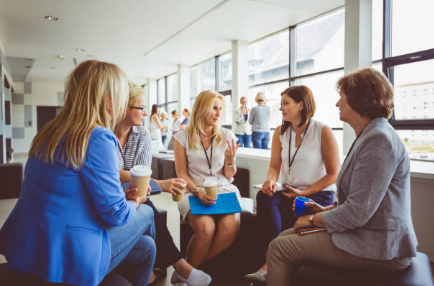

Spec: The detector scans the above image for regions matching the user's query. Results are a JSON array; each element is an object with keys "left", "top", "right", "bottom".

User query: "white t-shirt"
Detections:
[
  {"left": 172, "top": 118, "right": 181, "bottom": 132},
  {"left": 279, "top": 118, "right": 336, "bottom": 191}
]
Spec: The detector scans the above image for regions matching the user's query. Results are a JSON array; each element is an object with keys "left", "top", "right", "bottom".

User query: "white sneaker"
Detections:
[{"left": 245, "top": 269, "right": 267, "bottom": 282}]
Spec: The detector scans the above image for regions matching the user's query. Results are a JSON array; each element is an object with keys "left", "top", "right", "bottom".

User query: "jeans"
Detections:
[
  {"left": 162, "top": 135, "right": 167, "bottom": 145},
  {"left": 252, "top": 131, "right": 270, "bottom": 149},
  {"left": 236, "top": 134, "right": 252, "bottom": 148},
  {"left": 107, "top": 204, "right": 156, "bottom": 286},
  {"left": 256, "top": 190, "right": 334, "bottom": 250},
  {"left": 145, "top": 200, "right": 183, "bottom": 268}
]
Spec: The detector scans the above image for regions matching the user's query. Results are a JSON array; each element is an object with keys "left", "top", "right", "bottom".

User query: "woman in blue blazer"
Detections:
[
  {"left": 0, "top": 60, "right": 156, "bottom": 286},
  {"left": 266, "top": 68, "right": 418, "bottom": 286}
]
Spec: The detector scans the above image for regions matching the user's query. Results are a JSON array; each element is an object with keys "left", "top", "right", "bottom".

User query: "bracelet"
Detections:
[
  {"left": 226, "top": 163, "right": 235, "bottom": 167},
  {"left": 192, "top": 187, "right": 200, "bottom": 197}
]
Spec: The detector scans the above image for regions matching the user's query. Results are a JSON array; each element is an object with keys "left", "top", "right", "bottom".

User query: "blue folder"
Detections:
[{"left": 189, "top": 192, "right": 242, "bottom": 215}]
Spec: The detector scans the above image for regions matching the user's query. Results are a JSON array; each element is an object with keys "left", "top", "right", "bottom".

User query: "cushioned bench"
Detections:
[{"left": 251, "top": 251, "right": 434, "bottom": 286}]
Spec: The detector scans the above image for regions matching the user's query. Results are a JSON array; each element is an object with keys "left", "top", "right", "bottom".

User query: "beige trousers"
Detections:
[{"left": 267, "top": 229, "right": 412, "bottom": 286}]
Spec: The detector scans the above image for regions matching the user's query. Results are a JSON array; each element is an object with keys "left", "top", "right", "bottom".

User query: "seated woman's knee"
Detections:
[
  {"left": 195, "top": 220, "right": 216, "bottom": 239},
  {"left": 136, "top": 234, "right": 157, "bottom": 263}
]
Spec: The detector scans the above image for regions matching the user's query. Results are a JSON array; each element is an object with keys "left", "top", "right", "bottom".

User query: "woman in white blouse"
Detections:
[
  {"left": 173, "top": 90, "right": 241, "bottom": 270},
  {"left": 150, "top": 104, "right": 163, "bottom": 142},
  {"left": 245, "top": 85, "right": 340, "bottom": 283},
  {"left": 171, "top": 110, "right": 182, "bottom": 135}
]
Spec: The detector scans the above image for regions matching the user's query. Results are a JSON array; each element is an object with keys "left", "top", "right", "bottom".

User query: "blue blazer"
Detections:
[{"left": 0, "top": 126, "right": 136, "bottom": 286}]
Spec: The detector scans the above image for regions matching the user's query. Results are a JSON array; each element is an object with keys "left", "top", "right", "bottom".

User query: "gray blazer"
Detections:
[{"left": 322, "top": 118, "right": 418, "bottom": 260}]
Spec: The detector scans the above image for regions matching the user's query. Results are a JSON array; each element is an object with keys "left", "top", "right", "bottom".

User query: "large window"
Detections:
[
  {"left": 391, "top": 0, "right": 434, "bottom": 57},
  {"left": 157, "top": 78, "right": 165, "bottom": 106},
  {"left": 295, "top": 10, "right": 344, "bottom": 76},
  {"left": 190, "top": 58, "right": 215, "bottom": 99},
  {"left": 249, "top": 30, "right": 289, "bottom": 86},
  {"left": 167, "top": 74, "right": 178, "bottom": 103},
  {"left": 219, "top": 53, "right": 232, "bottom": 92},
  {"left": 377, "top": 0, "right": 434, "bottom": 161}
]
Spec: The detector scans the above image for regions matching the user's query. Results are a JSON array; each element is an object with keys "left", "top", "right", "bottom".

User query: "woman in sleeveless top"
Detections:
[
  {"left": 245, "top": 85, "right": 340, "bottom": 283},
  {"left": 150, "top": 104, "right": 162, "bottom": 142},
  {"left": 173, "top": 90, "right": 241, "bottom": 272}
]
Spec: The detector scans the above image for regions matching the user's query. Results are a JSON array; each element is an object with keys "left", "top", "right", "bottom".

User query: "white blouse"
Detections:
[
  {"left": 279, "top": 118, "right": 336, "bottom": 191},
  {"left": 173, "top": 128, "right": 240, "bottom": 219}
]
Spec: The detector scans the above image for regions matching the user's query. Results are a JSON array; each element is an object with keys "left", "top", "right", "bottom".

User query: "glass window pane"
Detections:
[
  {"left": 397, "top": 130, "right": 434, "bottom": 161},
  {"left": 190, "top": 58, "right": 216, "bottom": 98},
  {"left": 248, "top": 30, "right": 289, "bottom": 86},
  {"left": 167, "top": 74, "right": 178, "bottom": 102},
  {"left": 149, "top": 86, "right": 157, "bottom": 107},
  {"left": 157, "top": 78, "right": 165, "bottom": 105},
  {"left": 166, "top": 102, "right": 178, "bottom": 116},
  {"left": 372, "top": 0, "right": 383, "bottom": 61},
  {"left": 219, "top": 53, "right": 232, "bottom": 91},
  {"left": 190, "top": 97, "right": 196, "bottom": 110},
  {"left": 392, "top": 0, "right": 434, "bottom": 56},
  {"left": 220, "top": 94, "right": 232, "bottom": 126},
  {"left": 295, "top": 9, "right": 344, "bottom": 76},
  {"left": 292, "top": 70, "right": 344, "bottom": 129},
  {"left": 393, "top": 59, "right": 434, "bottom": 120},
  {"left": 248, "top": 81, "right": 289, "bottom": 129}
]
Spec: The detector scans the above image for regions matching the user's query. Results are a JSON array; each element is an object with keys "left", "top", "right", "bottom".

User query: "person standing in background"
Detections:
[
  {"left": 234, "top": 96, "right": 252, "bottom": 148},
  {"left": 249, "top": 92, "right": 271, "bottom": 149},
  {"left": 150, "top": 104, "right": 163, "bottom": 143},
  {"left": 180, "top": 108, "right": 191, "bottom": 130},
  {"left": 172, "top": 110, "right": 182, "bottom": 135},
  {"left": 160, "top": 111, "right": 171, "bottom": 145}
]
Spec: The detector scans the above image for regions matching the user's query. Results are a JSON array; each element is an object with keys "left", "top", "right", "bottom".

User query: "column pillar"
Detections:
[{"left": 231, "top": 40, "right": 249, "bottom": 132}]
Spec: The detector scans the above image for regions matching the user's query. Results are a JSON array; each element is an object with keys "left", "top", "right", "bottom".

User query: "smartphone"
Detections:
[{"left": 296, "top": 226, "right": 326, "bottom": 236}]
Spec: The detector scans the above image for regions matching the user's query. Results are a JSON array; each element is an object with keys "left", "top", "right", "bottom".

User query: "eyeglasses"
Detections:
[{"left": 129, "top": 106, "right": 146, "bottom": 114}]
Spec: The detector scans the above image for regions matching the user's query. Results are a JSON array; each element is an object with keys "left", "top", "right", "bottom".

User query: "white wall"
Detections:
[{"left": 11, "top": 81, "right": 64, "bottom": 154}]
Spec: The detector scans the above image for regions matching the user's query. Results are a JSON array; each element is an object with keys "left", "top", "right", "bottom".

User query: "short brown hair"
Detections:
[
  {"left": 281, "top": 85, "right": 316, "bottom": 128},
  {"left": 337, "top": 68, "right": 394, "bottom": 119}
]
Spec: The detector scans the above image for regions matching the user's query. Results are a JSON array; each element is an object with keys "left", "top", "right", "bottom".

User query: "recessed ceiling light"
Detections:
[
  {"left": 54, "top": 54, "right": 65, "bottom": 60},
  {"left": 76, "top": 48, "right": 86, "bottom": 52},
  {"left": 44, "top": 15, "right": 58, "bottom": 21}
]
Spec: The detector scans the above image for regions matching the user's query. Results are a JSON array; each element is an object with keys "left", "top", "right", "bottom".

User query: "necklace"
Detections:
[{"left": 199, "top": 133, "right": 214, "bottom": 176}]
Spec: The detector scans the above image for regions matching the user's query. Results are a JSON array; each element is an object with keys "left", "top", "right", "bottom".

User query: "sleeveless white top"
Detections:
[
  {"left": 279, "top": 118, "right": 336, "bottom": 191},
  {"left": 150, "top": 116, "right": 162, "bottom": 141},
  {"left": 173, "top": 128, "right": 240, "bottom": 219}
]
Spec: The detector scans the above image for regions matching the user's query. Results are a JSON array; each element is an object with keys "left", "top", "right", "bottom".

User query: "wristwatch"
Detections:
[{"left": 309, "top": 214, "right": 316, "bottom": 227}]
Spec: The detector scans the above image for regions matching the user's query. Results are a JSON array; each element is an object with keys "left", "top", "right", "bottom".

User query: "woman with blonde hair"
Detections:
[
  {"left": 249, "top": 91, "right": 271, "bottom": 149},
  {"left": 173, "top": 90, "right": 241, "bottom": 278},
  {"left": 0, "top": 60, "right": 156, "bottom": 286},
  {"left": 160, "top": 111, "right": 171, "bottom": 144}
]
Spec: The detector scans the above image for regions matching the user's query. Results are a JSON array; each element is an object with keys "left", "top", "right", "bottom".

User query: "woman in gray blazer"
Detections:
[{"left": 266, "top": 68, "right": 418, "bottom": 286}]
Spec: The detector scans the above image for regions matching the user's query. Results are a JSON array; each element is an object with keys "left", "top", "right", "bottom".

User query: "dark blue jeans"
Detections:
[
  {"left": 236, "top": 134, "right": 252, "bottom": 148},
  {"left": 107, "top": 204, "right": 156, "bottom": 285},
  {"left": 256, "top": 190, "right": 334, "bottom": 250},
  {"left": 162, "top": 135, "right": 167, "bottom": 145},
  {"left": 252, "top": 131, "right": 270, "bottom": 149}
]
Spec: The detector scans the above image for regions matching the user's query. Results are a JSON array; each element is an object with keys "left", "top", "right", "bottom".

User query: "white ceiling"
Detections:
[{"left": 0, "top": 0, "right": 343, "bottom": 84}]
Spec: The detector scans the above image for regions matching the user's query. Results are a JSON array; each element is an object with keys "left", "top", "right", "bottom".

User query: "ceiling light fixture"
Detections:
[
  {"left": 44, "top": 15, "right": 58, "bottom": 21},
  {"left": 55, "top": 54, "right": 65, "bottom": 60},
  {"left": 76, "top": 48, "right": 86, "bottom": 52}
]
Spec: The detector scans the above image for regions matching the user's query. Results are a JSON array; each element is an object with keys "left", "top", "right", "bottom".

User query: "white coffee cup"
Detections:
[{"left": 130, "top": 165, "right": 152, "bottom": 197}]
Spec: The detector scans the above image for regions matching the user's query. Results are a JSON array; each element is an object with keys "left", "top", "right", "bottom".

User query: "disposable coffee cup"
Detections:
[
  {"left": 173, "top": 182, "right": 187, "bottom": 202},
  {"left": 295, "top": 196, "right": 310, "bottom": 217},
  {"left": 203, "top": 176, "right": 218, "bottom": 200},
  {"left": 130, "top": 165, "right": 152, "bottom": 197}
]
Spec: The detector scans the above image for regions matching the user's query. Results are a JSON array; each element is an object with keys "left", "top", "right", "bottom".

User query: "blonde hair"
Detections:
[
  {"left": 128, "top": 81, "right": 144, "bottom": 106},
  {"left": 186, "top": 90, "right": 224, "bottom": 150},
  {"left": 29, "top": 60, "right": 128, "bottom": 169},
  {"left": 160, "top": 111, "right": 168, "bottom": 119},
  {"left": 255, "top": 92, "right": 266, "bottom": 103}
]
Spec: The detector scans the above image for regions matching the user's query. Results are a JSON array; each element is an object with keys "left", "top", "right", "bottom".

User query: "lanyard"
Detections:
[
  {"left": 288, "top": 120, "right": 310, "bottom": 170},
  {"left": 200, "top": 135, "right": 214, "bottom": 176}
]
